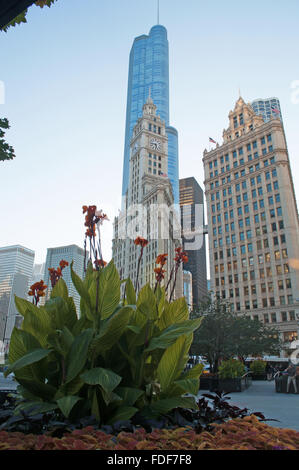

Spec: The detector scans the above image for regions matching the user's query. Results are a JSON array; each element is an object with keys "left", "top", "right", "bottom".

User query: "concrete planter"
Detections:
[{"left": 209, "top": 376, "right": 252, "bottom": 393}]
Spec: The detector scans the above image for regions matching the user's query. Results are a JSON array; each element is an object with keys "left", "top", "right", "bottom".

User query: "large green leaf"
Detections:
[
  {"left": 16, "top": 378, "right": 57, "bottom": 402},
  {"left": 71, "top": 262, "right": 93, "bottom": 320},
  {"left": 65, "top": 329, "right": 94, "bottom": 384},
  {"left": 173, "top": 378, "right": 199, "bottom": 396},
  {"left": 90, "top": 261, "right": 120, "bottom": 320},
  {"left": 90, "top": 306, "right": 135, "bottom": 356},
  {"left": 107, "top": 406, "right": 138, "bottom": 425},
  {"left": 183, "top": 363, "right": 204, "bottom": 380},
  {"left": 145, "top": 318, "right": 202, "bottom": 352},
  {"left": 51, "top": 278, "right": 69, "bottom": 301},
  {"left": 157, "top": 297, "right": 189, "bottom": 330},
  {"left": 157, "top": 334, "right": 193, "bottom": 392},
  {"left": 5, "top": 348, "right": 52, "bottom": 376},
  {"left": 15, "top": 401, "right": 58, "bottom": 416},
  {"left": 57, "top": 396, "right": 82, "bottom": 418},
  {"left": 14, "top": 296, "right": 40, "bottom": 317},
  {"left": 8, "top": 329, "right": 44, "bottom": 382},
  {"left": 125, "top": 278, "right": 136, "bottom": 305},
  {"left": 137, "top": 284, "right": 157, "bottom": 320},
  {"left": 47, "top": 327, "right": 74, "bottom": 358},
  {"left": 116, "top": 387, "right": 144, "bottom": 406},
  {"left": 80, "top": 367, "right": 122, "bottom": 393},
  {"left": 21, "top": 311, "right": 49, "bottom": 347},
  {"left": 44, "top": 297, "right": 77, "bottom": 331}
]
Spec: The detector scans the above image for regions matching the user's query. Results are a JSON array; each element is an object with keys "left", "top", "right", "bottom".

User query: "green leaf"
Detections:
[
  {"left": 65, "top": 329, "right": 94, "bottom": 384},
  {"left": 5, "top": 348, "right": 52, "bottom": 376},
  {"left": 16, "top": 378, "right": 57, "bottom": 402},
  {"left": 116, "top": 387, "right": 144, "bottom": 406},
  {"left": 183, "top": 363, "right": 204, "bottom": 380},
  {"left": 14, "top": 296, "right": 39, "bottom": 317},
  {"left": 146, "top": 318, "right": 203, "bottom": 352},
  {"left": 71, "top": 262, "right": 93, "bottom": 320},
  {"left": 8, "top": 329, "right": 44, "bottom": 382},
  {"left": 80, "top": 367, "right": 122, "bottom": 393},
  {"left": 137, "top": 284, "right": 157, "bottom": 320},
  {"left": 15, "top": 401, "right": 58, "bottom": 416},
  {"left": 125, "top": 278, "right": 136, "bottom": 305},
  {"left": 157, "top": 335, "right": 193, "bottom": 392},
  {"left": 91, "top": 260, "right": 120, "bottom": 320},
  {"left": 107, "top": 406, "right": 138, "bottom": 425},
  {"left": 44, "top": 297, "right": 77, "bottom": 331},
  {"left": 57, "top": 396, "right": 82, "bottom": 418},
  {"left": 173, "top": 378, "right": 199, "bottom": 396},
  {"left": 51, "top": 278, "right": 68, "bottom": 301},
  {"left": 157, "top": 297, "right": 189, "bottom": 330},
  {"left": 90, "top": 306, "right": 135, "bottom": 356}
]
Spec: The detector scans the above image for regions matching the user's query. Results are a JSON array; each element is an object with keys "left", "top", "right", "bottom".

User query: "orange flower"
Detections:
[
  {"left": 156, "top": 254, "right": 168, "bottom": 266},
  {"left": 28, "top": 280, "right": 47, "bottom": 304},
  {"left": 59, "top": 260, "right": 69, "bottom": 269},
  {"left": 134, "top": 237, "right": 149, "bottom": 248},
  {"left": 174, "top": 246, "right": 188, "bottom": 264},
  {"left": 94, "top": 259, "right": 107, "bottom": 268}
]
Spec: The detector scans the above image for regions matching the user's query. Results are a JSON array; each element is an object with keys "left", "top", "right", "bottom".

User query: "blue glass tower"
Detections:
[{"left": 122, "top": 24, "right": 179, "bottom": 205}]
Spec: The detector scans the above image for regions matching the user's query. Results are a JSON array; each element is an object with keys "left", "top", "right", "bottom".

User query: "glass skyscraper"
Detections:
[
  {"left": 251, "top": 97, "right": 282, "bottom": 123},
  {"left": 43, "top": 244, "right": 86, "bottom": 315},
  {"left": 122, "top": 24, "right": 179, "bottom": 205},
  {"left": 0, "top": 245, "right": 35, "bottom": 348}
]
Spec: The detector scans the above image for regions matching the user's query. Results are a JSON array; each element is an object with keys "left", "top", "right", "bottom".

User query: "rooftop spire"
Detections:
[{"left": 157, "top": 0, "right": 160, "bottom": 24}]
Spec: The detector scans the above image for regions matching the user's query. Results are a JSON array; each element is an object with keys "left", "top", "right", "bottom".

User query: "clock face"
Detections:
[{"left": 150, "top": 138, "right": 161, "bottom": 151}]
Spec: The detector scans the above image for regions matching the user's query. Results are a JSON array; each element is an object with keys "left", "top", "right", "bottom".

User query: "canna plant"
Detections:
[{"left": 5, "top": 255, "right": 203, "bottom": 425}]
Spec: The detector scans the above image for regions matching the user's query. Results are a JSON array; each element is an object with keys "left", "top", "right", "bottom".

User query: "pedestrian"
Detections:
[
  {"left": 265, "top": 362, "right": 273, "bottom": 381},
  {"left": 284, "top": 363, "right": 298, "bottom": 393}
]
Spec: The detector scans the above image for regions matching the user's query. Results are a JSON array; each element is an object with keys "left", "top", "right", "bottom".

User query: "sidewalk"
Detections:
[{"left": 199, "top": 380, "right": 299, "bottom": 432}]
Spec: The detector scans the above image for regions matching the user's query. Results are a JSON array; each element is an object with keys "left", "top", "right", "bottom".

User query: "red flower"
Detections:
[
  {"left": 134, "top": 237, "right": 149, "bottom": 248},
  {"left": 94, "top": 259, "right": 107, "bottom": 268},
  {"left": 156, "top": 254, "right": 168, "bottom": 266},
  {"left": 154, "top": 267, "right": 166, "bottom": 282}
]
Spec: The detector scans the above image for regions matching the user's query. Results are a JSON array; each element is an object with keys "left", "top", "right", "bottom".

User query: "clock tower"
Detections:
[{"left": 113, "top": 94, "right": 183, "bottom": 297}]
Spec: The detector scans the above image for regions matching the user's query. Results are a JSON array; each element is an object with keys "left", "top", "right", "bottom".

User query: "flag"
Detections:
[
  {"left": 271, "top": 105, "right": 280, "bottom": 115},
  {"left": 209, "top": 137, "right": 216, "bottom": 144},
  {"left": 161, "top": 172, "right": 167, "bottom": 177}
]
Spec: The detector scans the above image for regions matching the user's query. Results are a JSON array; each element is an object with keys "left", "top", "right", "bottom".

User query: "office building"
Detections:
[
  {"left": 183, "top": 270, "right": 193, "bottom": 311},
  {"left": 43, "top": 245, "right": 85, "bottom": 315},
  {"left": 0, "top": 245, "right": 35, "bottom": 347},
  {"left": 113, "top": 95, "right": 183, "bottom": 298},
  {"left": 180, "top": 177, "right": 208, "bottom": 309},
  {"left": 122, "top": 24, "right": 179, "bottom": 206},
  {"left": 251, "top": 97, "right": 282, "bottom": 123},
  {"left": 203, "top": 96, "right": 299, "bottom": 356}
]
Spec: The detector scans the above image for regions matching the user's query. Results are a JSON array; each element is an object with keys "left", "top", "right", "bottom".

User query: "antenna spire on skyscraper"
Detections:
[{"left": 157, "top": 0, "right": 160, "bottom": 24}]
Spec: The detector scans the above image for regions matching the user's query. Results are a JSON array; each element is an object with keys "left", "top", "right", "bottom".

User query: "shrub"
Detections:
[
  {"left": 218, "top": 359, "right": 245, "bottom": 379},
  {"left": 4, "top": 261, "right": 203, "bottom": 426},
  {"left": 250, "top": 360, "right": 266, "bottom": 376},
  {"left": 0, "top": 416, "right": 298, "bottom": 450}
]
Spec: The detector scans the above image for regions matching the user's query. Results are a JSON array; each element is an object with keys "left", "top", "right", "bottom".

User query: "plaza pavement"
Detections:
[{"left": 199, "top": 380, "right": 299, "bottom": 432}]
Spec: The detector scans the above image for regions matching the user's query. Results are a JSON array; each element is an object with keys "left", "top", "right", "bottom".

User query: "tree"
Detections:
[
  {"left": 190, "top": 295, "right": 281, "bottom": 373},
  {"left": 0, "top": 118, "right": 15, "bottom": 162},
  {"left": 1, "top": 0, "right": 57, "bottom": 32}
]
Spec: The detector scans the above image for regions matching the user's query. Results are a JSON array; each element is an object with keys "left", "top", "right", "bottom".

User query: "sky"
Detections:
[{"left": 1, "top": 0, "right": 299, "bottom": 270}]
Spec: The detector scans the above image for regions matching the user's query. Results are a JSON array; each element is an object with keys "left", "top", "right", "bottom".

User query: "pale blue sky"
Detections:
[{"left": 1, "top": 0, "right": 299, "bottom": 267}]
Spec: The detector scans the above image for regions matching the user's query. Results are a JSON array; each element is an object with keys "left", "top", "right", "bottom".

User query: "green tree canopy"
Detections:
[
  {"left": 0, "top": 118, "right": 15, "bottom": 162},
  {"left": 190, "top": 296, "right": 281, "bottom": 373},
  {"left": 1, "top": 0, "right": 57, "bottom": 32}
]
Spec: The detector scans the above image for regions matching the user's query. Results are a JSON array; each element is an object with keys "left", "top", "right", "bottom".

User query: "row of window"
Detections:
[
  {"left": 209, "top": 156, "right": 276, "bottom": 179},
  {"left": 210, "top": 167, "right": 277, "bottom": 190},
  {"left": 208, "top": 134, "right": 272, "bottom": 169},
  {"left": 211, "top": 180, "right": 279, "bottom": 202},
  {"left": 215, "top": 295, "right": 294, "bottom": 311},
  {"left": 211, "top": 193, "right": 280, "bottom": 210},
  {"left": 214, "top": 279, "right": 292, "bottom": 295}
]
